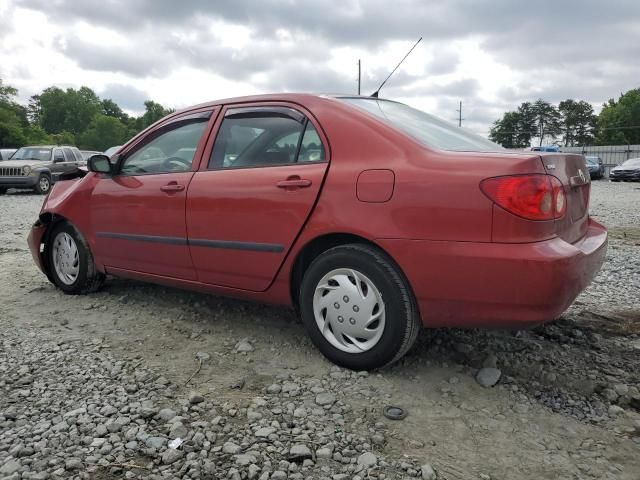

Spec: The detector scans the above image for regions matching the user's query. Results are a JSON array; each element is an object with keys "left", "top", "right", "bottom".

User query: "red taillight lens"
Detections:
[{"left": 480, "top": 174, "right": 566, "bottom": 221}]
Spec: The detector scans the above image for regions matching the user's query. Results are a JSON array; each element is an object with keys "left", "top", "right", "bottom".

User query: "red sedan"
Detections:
[{"left": 27, "top": 94, "right": 607, "bottom": 370}]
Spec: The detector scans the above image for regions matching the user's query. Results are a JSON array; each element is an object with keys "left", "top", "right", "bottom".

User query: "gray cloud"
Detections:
[
  {"left": 99, "top": 84, "right": 149, "bottom": 112},
  {"left": 427, "top": 49, "right": 460, "bottom": 76},
  {"left": 12, "top": 0, "right": 640, "bottom": 133}
]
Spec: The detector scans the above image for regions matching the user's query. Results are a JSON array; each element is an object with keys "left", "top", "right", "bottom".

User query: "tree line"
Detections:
[
  {"left": 489, "top": 87, "right": 640, "bottom": 148},
  {"left": 0, "top": 78, "right": 173, "bottom": 151}
]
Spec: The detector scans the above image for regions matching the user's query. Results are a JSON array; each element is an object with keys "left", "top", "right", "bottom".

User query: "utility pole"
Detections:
[
  {"left": 456, "top": 101, "right": 464, "bottom": 127},
  {"left": 357, "top": 59, "right": 361, "bottom": 95}
]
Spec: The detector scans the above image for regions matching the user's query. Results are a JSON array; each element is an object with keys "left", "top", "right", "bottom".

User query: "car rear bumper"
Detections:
[
  {"left": 27, "top": 221, "right": 48, "bottom": 274},
  {"left": 0, "top": 175, "right": 38, "bottom": 189},
  {"left": 377, "top": 218, "right": 608, "bottom": 328}
]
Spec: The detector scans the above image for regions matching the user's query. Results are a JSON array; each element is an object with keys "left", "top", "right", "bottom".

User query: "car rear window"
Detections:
[{"left": 339, "top": 97, "right": 503, "bottom": 153}]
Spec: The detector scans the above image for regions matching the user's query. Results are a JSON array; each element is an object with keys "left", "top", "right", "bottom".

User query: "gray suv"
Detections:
[{"left": 0, "top": 145, "right": 83, "bottom": 195}]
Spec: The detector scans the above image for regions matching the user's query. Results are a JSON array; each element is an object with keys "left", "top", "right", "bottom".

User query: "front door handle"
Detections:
[
  {"left": 160, "top": 182, "right": 185, "bottom": 193},
  {"left": 276, "top": 176, "right": 312, "bottom": 190}
]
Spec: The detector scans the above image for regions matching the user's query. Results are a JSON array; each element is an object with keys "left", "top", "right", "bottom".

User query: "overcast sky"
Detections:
[{"left": 1, "top": 0, "right": 639, "bottom": 135}]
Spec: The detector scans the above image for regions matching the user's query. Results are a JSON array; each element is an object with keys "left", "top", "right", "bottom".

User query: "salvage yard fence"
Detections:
[
  {"left": 559, "top": 145, "right": 640, "bottom": 177},
  {"left": 508, "top": 145, "right": 640, "bottom": 178}
]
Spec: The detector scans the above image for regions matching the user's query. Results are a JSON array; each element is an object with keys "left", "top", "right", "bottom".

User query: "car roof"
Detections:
[
  {"left": 170, "top": 93, "right": 396, "bottom": 115},
  {"left": 18, "top": 145, "right": 79, "bottom": 148}
]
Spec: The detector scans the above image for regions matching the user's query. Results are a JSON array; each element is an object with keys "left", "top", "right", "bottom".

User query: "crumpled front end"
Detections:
[{"left": 27, "top": 219, "right": 48, "bottom": 274}]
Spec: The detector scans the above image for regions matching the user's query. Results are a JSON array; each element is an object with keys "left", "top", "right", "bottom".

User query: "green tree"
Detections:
[
  {"left": 0, "top": 106, "right": 27, "bottom": 147},
  {"left": 596, "top": 88, "right": 640, "bottom": 145},
  {"left": 24, "top": 125, "right": 51, "bottom": 144},
  {"left": 79, "top": 114, "right": 128, "bottom": 151},
  {"left": 0, "top": 78, "right": 29, "bottom": 147},
  {"left": 101, "top": 98, "right": 128, "bottom": 123},
  {"left": 0, "top": 79, "right": 18, "bottom": 103},
  {"left": 558, "top": 99, "right": 596, "bottom": 146},
  {"left": 139, "top": 100, "right": 173, "bottom": 129},
  {"left": 38, "top": 86, "right": 102, "bottom": 136},
  {"left": 532, "top": 99, "right": 561, "bottom": 146},
  {"left": 27, "top": 94, "right": 42, "bottom": 125},
  {"left": 515, "top": 102, "right": 537, "bottom": 147},
  {"left": 489, "top": 111, "right": 527, "bottom": 148}
]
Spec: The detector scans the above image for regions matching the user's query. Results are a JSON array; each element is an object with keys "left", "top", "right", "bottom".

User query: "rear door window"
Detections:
[
  {"left": 63, "top": 148, "right": 76, "bottom": 162},
  {"left": 298, "top": 123, "right": 325, "bottom": 163},
  {"left": 209, "top": 107, "right": 325, "bottom": 169}
]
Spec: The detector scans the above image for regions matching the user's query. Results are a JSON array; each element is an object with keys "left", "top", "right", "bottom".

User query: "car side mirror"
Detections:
[{"left": 88, "top": 155, "right": 112, "bottom": 174}]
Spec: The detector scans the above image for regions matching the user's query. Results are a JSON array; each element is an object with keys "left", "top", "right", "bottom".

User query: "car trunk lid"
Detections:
[{"left": 539, "top": 153, "right": 590, "bottom": 243}]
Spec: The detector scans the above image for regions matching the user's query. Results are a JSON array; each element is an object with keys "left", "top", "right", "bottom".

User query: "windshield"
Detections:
[
  {"left": 10, "top": 147, "right": 51, "bottom": 161},
  {"left": 621, "top": 158, "right": 640, "bottom": 167},
  {"left": 585, "top": 156, "right": 599, "bottom": 165},
  {"left": 339, "top": 97, "right": 504, "bottom": 152}
]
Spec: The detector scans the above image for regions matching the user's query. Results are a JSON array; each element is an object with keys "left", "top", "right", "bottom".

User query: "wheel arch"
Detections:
[
  {"left": 38, "top": 212, "right": 71, "bottom": 280},
  {"left": 289, "top": 232, "right": 418, "bottom": 316}
]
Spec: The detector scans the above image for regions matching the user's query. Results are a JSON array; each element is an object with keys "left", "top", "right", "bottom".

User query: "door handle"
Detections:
[
  {"left": 276, "top": 176, "right": 312, "bottom": 189},
  {"left": 160, "top": 182, "right": 185, "bottom": 193}
]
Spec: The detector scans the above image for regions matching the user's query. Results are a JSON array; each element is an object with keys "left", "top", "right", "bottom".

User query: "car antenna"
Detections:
[{"left": 370, "top": 37, "right": 422, "bottom": 98}]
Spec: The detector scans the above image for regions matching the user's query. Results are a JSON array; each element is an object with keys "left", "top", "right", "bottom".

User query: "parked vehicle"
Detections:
[
  {"left": 0, "top": 145, "right": 83, "bottom": 195},
  {"left": 26, "top": 94, "right": 607, "bottom": 370},
  {"left": 585, "top": 155, "right": 604, "bottom": 179},
  {"left": 103, "top": 145, "right": 122, "bottom": 158},
  {"left": 80, "top": 150, "right": 101, "bottom": 166},
  {"left": 531, "top": 145, "right": 560, "bottom": 152},
  {"left": 609, "top": 158, "right": 640, "bottom": 182},
  {"left": 0, "top": 148, "right": 17, "bottom": 161}
]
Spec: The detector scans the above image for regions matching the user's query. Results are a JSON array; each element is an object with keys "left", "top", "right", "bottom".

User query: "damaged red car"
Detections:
[{"left": 27, "top": 94, "right": 607, "bottom": 370}]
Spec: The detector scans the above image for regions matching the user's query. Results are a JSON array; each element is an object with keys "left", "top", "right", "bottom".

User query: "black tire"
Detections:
[
  {"left": 299, "top": 243, "right": 421, "bottom": 370},
  {"left": 35, "top": 174, "right": 51, "bottom": 194},
  {"left": 0, "top": 187, "right": 7, "bottom": 195},
  {"left": 46, "top": 222, "right": 105, "bottom": 294}
]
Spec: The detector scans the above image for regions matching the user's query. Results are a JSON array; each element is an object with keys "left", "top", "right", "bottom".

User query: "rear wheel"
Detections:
[
  {"left": 299, "top": 244, "right": 420, "bottom": 370},
  {"left": 35, "top": 174, "right": 51, "bottom": 194},
  {"left": 47, "top": 222, "right": 105, "bottom": 294},
  {"left": 0, "top": 187, "right": 7, "bottom": 195}
]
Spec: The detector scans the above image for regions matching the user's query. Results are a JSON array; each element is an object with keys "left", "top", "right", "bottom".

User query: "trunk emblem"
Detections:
[{"left": 546, "top": 164, "right": 556, "bottom": 170}]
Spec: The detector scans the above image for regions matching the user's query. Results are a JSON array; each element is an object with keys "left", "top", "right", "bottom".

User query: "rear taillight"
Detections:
[{"left": 480, "top": 174, "right": 566, "bottom": 221}]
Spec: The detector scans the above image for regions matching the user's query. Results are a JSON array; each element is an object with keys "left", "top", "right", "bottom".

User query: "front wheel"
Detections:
[
  {"left": 299, "top": 244, "right": 421, "bottom": 370},
  {"left": 35, "top": 174, "right": 51, "bottom": 194},
  {"left": 46, "top": 222, "right": 105, "bottom": 294}
]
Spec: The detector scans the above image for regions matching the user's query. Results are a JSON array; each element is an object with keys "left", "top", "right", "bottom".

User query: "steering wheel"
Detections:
[{"left": 162, "top": 156, "right": 192, "bottom": 171}]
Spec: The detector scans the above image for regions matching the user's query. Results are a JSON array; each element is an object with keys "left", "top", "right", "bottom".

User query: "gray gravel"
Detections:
[
  {"left": 1, "top": 180, "right": 639, "bottom": 479},
  {"left": 1, "top": 330, "right": 429, "bottom": 479}
]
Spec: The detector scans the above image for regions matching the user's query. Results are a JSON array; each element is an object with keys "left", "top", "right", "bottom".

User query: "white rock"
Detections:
[
  {"left": 476, "top": 368, "right": 502, "bottom": 388},
  {"left": 315, "top": 392, "right": 337, "bottom": 406},
  {"left": 421, "top": 463, "right": 436, "bottom": 480},
  {"left": 290, "top": 444, "right": 312, "bottom": 457},
  {"left": 236, "top": 338, "right": 255, "bottom": 352},
  {"left": 223, "top": 441, "right": 242, "bottom": 454},
  {"left": 357, "top": 452, "right": 377, "bottom": 467}
]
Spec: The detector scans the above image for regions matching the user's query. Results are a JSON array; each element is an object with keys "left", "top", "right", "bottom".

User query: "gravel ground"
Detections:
[{"left": 1, "top": 180, "right": 639, "bottom": 480}]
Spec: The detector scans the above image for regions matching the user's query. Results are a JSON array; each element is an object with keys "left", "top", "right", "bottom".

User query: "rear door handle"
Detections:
[
  {"left": 160, "top": 182, "right": 185, "bottom": 193},
  {"left": 276, "top": 177, "right": 312, "bottom": 189}
]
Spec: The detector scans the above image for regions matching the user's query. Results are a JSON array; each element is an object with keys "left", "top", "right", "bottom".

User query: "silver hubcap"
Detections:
[
  {"left": 39, "top": 177, "right": 50, "bottom": 191},
  {"left": 313, "top": 268, "right": 385, "bottom": 353},
  {"left": 52, "top": 232, "right": 79, "bottom": 285}
]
